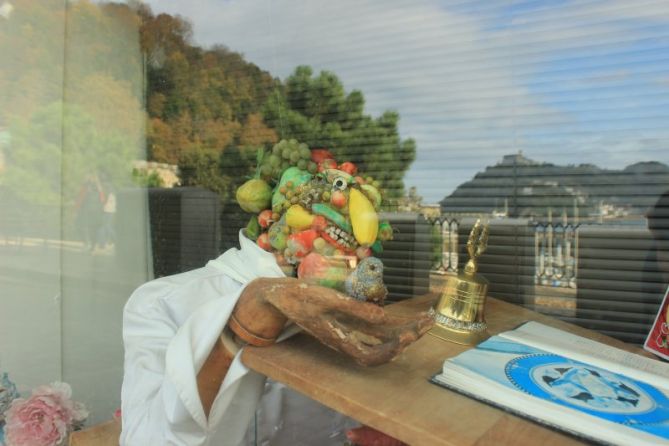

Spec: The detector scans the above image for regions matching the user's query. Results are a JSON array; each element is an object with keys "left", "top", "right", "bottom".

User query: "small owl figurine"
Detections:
[{"left": 345, "top": 257, "right": 388, "bottom": 305}]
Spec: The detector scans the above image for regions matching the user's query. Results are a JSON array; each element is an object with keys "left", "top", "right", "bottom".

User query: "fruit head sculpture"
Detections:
[{"left": 236, "top": 139, "right": 393, "bottom": 304}]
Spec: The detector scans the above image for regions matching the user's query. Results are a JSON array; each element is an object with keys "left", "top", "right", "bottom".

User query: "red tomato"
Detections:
[
  {"left": 257, "top": 209, "right": 274, "bottom": 228},
  {"left": 331, "top": 190, "right": 347, "bottom": 208},
  {"left": 257, "top": 233, "right": 271, "bottom": 251},
  {"left": 288, "top": 229, "right": 318, "bottom": 257},
  {"left": 311, "top": 215, "right": 328, "bottom": 232},
  {"left": 339, "top": 161, "right": 357, "bottom": 175},
  {"left": 297, "top": 252, "right": 328, "bottom": 279},
  {"left": 311, "top": 148, "right": 335, "bottom": 163}
]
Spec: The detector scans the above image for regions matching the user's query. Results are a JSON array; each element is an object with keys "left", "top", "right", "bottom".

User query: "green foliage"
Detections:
[
  {"left": 131, "top": 169, "right": 164, "bottom": 188},
  {"left": 0, "top": 1, "right": 145, "bottom": 208},
  {"left": 178, "top": 148, "right": 237, "bottom": 203},
  {"left": 2, "top": 103, "right": 135, "bottom": 206},
  {"left": 1, "top": 2, "right": 417, "bottom": 211},
  {"left": 263, "top": 66, "right": 416, "bottom": 202},
  {"left": 114, "top": 6, "right": 417, "bottom": 208}
]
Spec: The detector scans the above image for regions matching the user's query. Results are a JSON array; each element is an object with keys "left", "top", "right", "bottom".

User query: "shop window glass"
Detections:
[{"left": 1, "top": 0, "right": 668, "bottom": 433}]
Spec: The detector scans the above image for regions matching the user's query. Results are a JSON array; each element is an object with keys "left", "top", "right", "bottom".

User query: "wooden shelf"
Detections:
[{"left": 242, "top": 293, "right": 649, "bottom": 446}]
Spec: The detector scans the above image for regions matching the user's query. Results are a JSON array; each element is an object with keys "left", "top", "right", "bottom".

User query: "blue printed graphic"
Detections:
[
  {"left": 506, "top": 354, "right": 669, "bottom": 424},
  {"left": 449, "top": 335, "right": 669, "bottom": 440}
]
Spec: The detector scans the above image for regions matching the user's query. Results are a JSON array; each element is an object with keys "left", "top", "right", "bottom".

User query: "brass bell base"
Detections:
[
  {"left": 430, "top": 220, "right": 491, "bottom": 346},
  {"left": 428, "top": 320, "right": 489, "bottom": 345},
  {"left": 429, "top": 270, "right": 490, "bottom": 346}
]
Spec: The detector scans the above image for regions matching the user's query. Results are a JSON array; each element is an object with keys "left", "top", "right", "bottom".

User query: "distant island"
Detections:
[{"left": 439, "top": 152, "right": 669, "bottom": 222}]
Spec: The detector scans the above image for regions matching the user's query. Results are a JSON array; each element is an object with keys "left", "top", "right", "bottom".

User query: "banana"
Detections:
[{"left": 349, "top": 188, "right": 378, "bottom": 245}]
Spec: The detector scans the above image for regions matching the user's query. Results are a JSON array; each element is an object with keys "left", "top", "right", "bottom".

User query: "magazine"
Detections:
[{"left": 432, "top": 321, "right": 669, "bottom": 445}]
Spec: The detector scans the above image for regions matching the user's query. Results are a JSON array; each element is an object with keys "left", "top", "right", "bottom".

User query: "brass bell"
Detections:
[{"left": 429, "top": 219, "right": 490, "bottom": 345}]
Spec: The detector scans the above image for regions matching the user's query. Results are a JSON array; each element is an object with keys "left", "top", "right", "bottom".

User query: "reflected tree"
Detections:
[{"left": 264, "top": 66, "right": 416, "bottom": 202}]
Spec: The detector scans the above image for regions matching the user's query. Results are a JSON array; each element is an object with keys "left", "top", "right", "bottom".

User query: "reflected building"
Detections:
[{"left": 439, "top": 152, "right": 669, "bottom": 224}]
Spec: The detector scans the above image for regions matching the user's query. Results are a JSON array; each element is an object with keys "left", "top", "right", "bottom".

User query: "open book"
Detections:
[{"left": 432, "top": 321, "right": 669, "bottom": 445}]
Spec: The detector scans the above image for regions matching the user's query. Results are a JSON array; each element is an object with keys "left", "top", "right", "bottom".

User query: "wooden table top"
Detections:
[{"left": 242, "top": 293, "right": 651, "bottom": 446}]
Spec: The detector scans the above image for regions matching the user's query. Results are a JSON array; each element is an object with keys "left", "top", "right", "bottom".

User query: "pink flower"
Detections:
[{"left": 3, "top": 382, "right": 88, "bottom": 446}]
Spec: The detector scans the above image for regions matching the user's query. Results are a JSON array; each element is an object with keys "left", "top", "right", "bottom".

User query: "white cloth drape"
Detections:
[{"left": 120, "top": 231, "right": 285, "bottom": 446}]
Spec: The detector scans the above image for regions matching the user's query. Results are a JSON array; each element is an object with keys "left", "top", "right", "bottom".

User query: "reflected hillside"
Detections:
[{"left": 440, "top": 153, "right": 669, "bottom": 224}]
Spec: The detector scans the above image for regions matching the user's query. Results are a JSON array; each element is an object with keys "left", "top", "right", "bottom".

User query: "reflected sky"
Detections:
[{"left": 143, "top": 0, "right": 669, "bottom": 202}]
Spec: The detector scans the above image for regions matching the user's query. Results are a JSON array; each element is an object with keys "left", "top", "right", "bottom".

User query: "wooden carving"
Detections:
[{"left": 232, "top": 277, "right": 434, "bottom": 366}]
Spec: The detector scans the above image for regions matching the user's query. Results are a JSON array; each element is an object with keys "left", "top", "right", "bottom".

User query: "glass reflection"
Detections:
[{"left": 0, "top": 0, "right": 668, "bottom": 434}]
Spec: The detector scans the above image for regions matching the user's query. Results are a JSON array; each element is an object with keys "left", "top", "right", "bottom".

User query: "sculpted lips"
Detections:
[
  {"left": 311, "top": 203, "right": 351, "bottom": 232},
  {"left": 311, "top": 203, "right": 358, "bottom": 251},
  {"left": 322, "top": 224, "right": 357, "bottom": 250}
]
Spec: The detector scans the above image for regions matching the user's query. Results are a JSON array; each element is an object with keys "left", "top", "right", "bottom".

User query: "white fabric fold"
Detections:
[
  {"left": 121, "top": 230, "right": 285, "bottom": 446},
  {"left": 206, "top": 231, "right": 285, "bottom": 283}
]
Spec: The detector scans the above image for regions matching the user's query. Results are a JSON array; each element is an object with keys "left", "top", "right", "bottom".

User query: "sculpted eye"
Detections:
[{"left": 333, "top": 177, "right": 348, "bottom": 190}]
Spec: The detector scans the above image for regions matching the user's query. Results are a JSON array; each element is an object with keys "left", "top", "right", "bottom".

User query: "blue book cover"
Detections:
[{"left": 433, "top": 334, "right": 669, "bottom": 444}]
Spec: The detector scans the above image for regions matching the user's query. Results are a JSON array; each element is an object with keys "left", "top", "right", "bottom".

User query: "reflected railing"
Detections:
[
  {"left": 429, "top": 217, "right": 459, "bottom": 273},
  {"left": 534, "top": 222, "right": 579, "bottom": 289},
  {"left": 425, "top": 216, "right": 579, "bottom": 290}
]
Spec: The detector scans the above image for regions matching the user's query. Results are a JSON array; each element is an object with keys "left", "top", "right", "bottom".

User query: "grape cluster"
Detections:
[
  {"left": 259, "top": 139, "right": 318, "bottom": 183},
  {"left": 273, "top": 177, "right": 331, "bottom": 213},
  {"left": 293, "top": 178, "right": 331, "bottom": 208}
]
